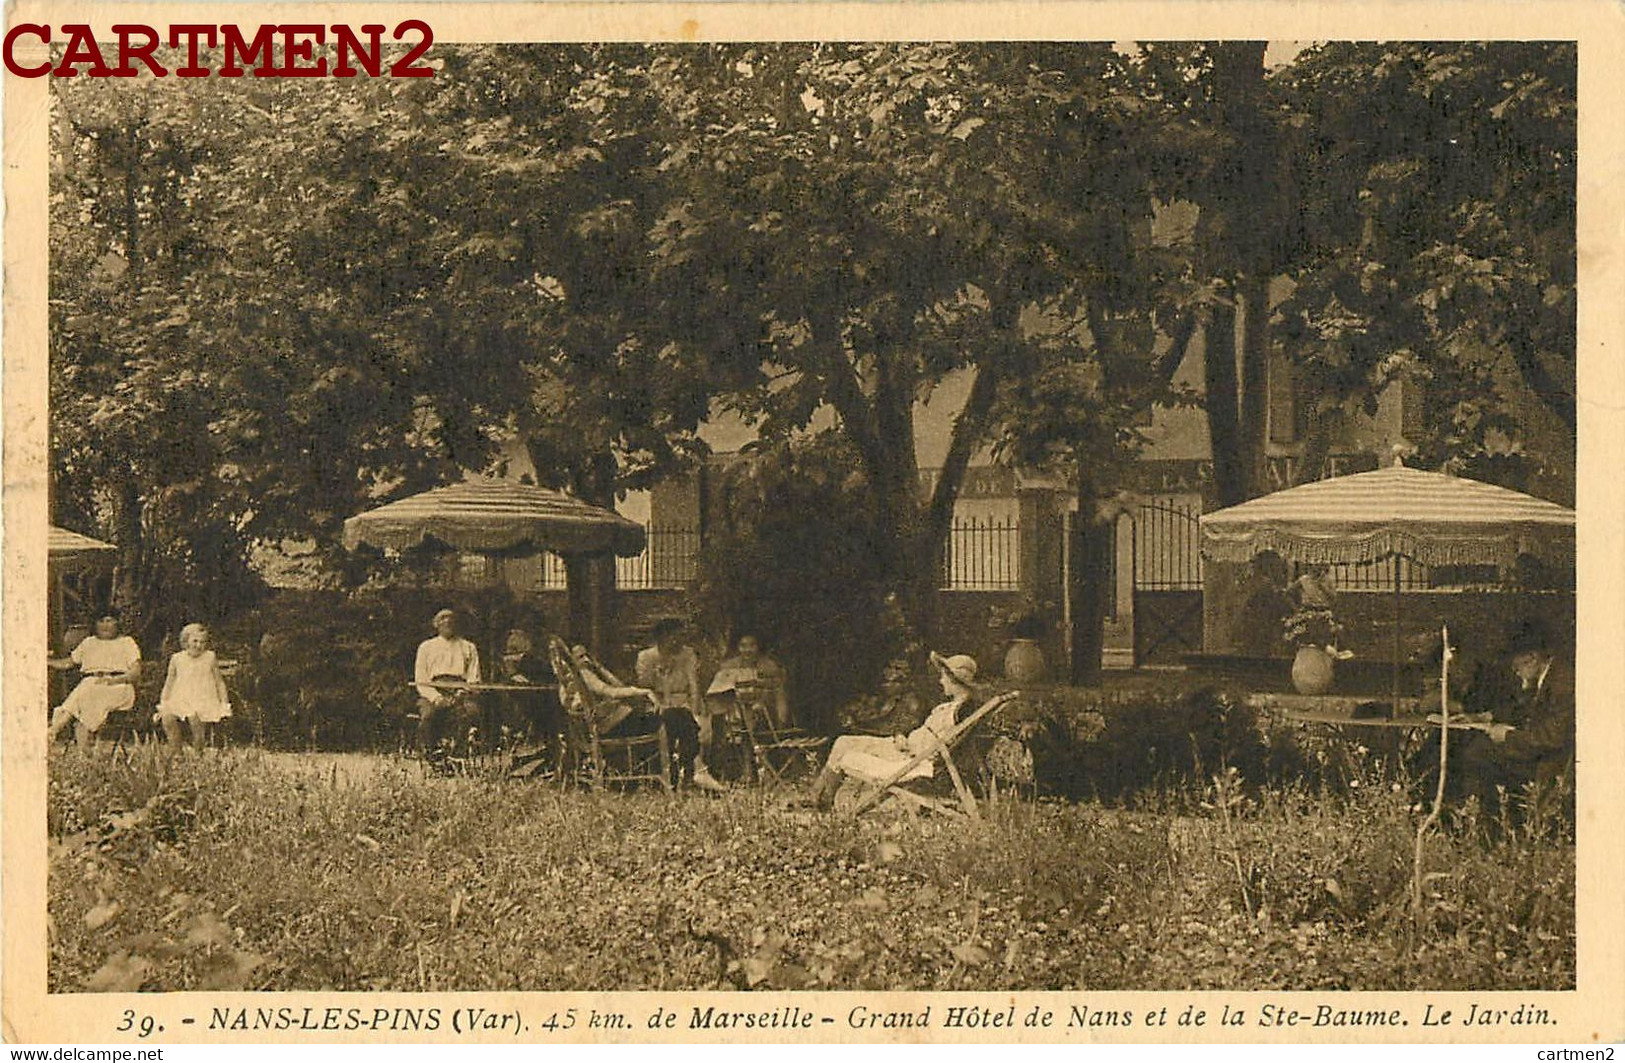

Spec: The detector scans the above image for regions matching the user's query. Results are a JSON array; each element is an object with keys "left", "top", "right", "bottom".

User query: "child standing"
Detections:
[{"left": 156, "top": 623, "right": 232, "bottom": 749}]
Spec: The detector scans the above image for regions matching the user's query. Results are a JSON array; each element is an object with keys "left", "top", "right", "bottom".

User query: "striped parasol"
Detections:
[
  {"left": 49, "top": 525, "right": 116, "bottom": 562},
  {"left": 1199, "top": 463, "right": 1574, "bottom": 568},
  {"left": 342, "top": 478, "right": 646, "bottom": 557}
]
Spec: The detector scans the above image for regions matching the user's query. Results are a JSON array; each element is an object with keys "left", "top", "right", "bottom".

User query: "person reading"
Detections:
[
  {"left": 1452, "top": 618, "right": 1574, "bottom": 823},
  {"left": 707, "top": 634, "right": 791, "bottom": 728}
]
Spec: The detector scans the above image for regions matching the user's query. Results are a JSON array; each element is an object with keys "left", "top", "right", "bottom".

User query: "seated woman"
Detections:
[
  {"left": 707, "top": 634, "right": 791, "bottom": 728},
  {"left": 498, "top": 628, "right": 563, "bottom": 771},
  {"left": 49, "top": 613, "right": 142, "bottom": 749},
  {"left": 802, "top": 651, "right": 979, "bottom": 811}
]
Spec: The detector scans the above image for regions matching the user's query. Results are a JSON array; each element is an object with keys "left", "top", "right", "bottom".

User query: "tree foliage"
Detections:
[{"left": 48, "top": 40, "right": 1577, "bottom": 655}]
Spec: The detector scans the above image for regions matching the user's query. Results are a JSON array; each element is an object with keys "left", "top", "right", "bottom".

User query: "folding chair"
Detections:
[
  {"left": 547, "top": 637, "right": 671, "bottom": 792},
  {"left": 733, "top": 681, "right": 828, "bottom": 786},
  {"left": 848, "top": 691, "right": 1021, "bottom": 820}
]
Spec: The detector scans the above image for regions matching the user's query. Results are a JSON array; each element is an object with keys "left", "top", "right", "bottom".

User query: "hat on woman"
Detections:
[
  {"left": 432, "top": 608, "right": 457, "bottom": 626},
  {"left": 928, "top": 651, "right": 979, "bottom": 687}
]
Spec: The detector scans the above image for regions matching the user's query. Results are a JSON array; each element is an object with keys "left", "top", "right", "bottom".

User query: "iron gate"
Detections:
[{"left": 1132, "top": 497, "right": 1204, "bottom": 665}]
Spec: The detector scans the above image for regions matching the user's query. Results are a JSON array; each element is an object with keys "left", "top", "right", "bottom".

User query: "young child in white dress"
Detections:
[{"left": 156, "top": 623, "right": 232, "bottom": 749}]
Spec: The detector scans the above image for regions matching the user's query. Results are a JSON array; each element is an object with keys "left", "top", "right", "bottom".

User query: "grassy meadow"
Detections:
[{"left": 47, "top": 744, "right": 1573, "bottom": 993}]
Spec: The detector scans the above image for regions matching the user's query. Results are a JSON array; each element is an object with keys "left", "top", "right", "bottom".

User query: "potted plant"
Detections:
[
  {"left": 1281, "top": 606, "right": 1352, "bottom": 694},
  {"left": 989, "top": 597, "right": 1058, "bottom": 682}
]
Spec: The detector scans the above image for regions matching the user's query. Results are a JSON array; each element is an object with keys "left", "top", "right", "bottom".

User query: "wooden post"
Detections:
[{"left": 1413, "top": 624, "right": 1451, "bottom": 928}]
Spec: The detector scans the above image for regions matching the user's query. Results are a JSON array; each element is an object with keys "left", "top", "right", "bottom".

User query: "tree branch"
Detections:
[
  {"left": 1151, "top": 311, "right": 1200, "bottom": 390},
  {"left": 805, "top": 310, "right": 884, "bottom": 476},
  {"left": 927, "top": 356, "right": 1002, "bottom": 542},
  {"left": 1506, "top": 332, "right": 1577, "bottom": 436}
]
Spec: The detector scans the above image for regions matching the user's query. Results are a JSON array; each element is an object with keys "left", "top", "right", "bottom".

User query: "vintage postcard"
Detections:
[{"left": 4, "top": 0, "right": 1622, "bottom": 1047}]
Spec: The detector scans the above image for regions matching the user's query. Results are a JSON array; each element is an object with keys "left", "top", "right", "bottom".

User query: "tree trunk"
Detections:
[
  {"left": 124, "top": 120, "right": 140, "bottom": 275},
  {"left": 1069, "top": 468, "right": 1109, "bottom": 686},
  {"left": 1203, "top": 307, "right": 1249, "bottom": 507},
  {"left": 1295, "top": 398, "right": 1345, "bottom": 486},
  {"left": 111, "top": 478, "right": 147, "bottom": 642},
  {"left": 1235, "top": 273, "right": 1271, "bottom": 496},
  {"left": 1202, "top": 42, "right": 1273, "bottom": 507},
  {"left": 867, "top": 347, "right": 938, "bottom": 646},
  {"left": 539, "top": 446, "right": 621, "bottom": 658}
]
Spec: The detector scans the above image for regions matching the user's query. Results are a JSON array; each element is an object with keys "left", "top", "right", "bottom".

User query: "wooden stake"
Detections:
[{"left": 1412, "top": 623, "right": 1451, "bottom": 928}]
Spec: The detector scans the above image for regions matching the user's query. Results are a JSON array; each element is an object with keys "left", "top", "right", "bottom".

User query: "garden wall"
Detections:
[{"left": 934, "top": 590, "right": 1064, "bottom": 681}]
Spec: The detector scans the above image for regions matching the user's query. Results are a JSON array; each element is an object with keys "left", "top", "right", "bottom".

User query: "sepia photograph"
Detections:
[{"left": 7, "top": 12, "right": 1613, "bottom": 1035}]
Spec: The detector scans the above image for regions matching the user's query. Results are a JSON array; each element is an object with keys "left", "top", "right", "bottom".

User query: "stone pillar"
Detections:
[
  {"left": 1018, "top": 487, "right": 1066, "bottom": 665},
  {"left": 1101, "top": 511, "right": 1137, "bottom": 669}
]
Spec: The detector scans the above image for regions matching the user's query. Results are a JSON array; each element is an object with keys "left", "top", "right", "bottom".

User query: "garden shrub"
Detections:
[
  {"left": 219, "top": 584, "right": 543, "bottom": 751},
  {"left": 992, "top": 682, "right": 1316, "bottom": 804},
  {"left": 693, "top": 437, "right": 915, "bottom": 731}
]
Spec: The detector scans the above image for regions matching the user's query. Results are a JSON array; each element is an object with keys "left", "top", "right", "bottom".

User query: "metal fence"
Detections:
[
  {"left": 1133, "top": 497, "right": 1204, "bottom": 591},
  {"left": 941, "top": 516, "right": 1021, "bottom": 591},
  {"left": 517, "top": 519, "right": 1022, "bottom": 594},
  {"left": 531, "top": 525, "right": 702, "bottom": 591},
  {"left": 1323, "top": 559, "right": 1505, "bottom": 593},
  {"left": 618, "top": 525, "right": 701, "bottom": 589}
]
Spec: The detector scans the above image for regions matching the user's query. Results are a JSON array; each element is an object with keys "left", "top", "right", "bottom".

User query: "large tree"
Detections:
[
  {"left": 1125, "top": 42, "right": 1575, "bottom": 505},
  {"left": 631, "top": 42, "right": 1177, "bottom": 641},
  {"left": 1275, "top": 42, "right": 1576, "bottom": 500},
  {"left": 49, "top": 70, "right": 462, "bottom": 641}
]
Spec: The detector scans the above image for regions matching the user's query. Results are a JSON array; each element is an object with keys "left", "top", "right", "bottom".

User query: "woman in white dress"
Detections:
[
  {"left": 802, "top": 651, "right": 980, "bottom": 810},
  {"left": 48, "top": 614, "right": 142, "bottom": 748},
  {"left": 156, "top": 623, "right": 233, "bottom": 749}
]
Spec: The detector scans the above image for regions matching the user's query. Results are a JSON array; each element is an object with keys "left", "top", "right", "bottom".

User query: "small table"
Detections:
[
  {"left": 1246, "top": 693, "right": 1496, "bottom": 731},
  {"left": 409, "top": 681, "right": 557, "bottom": 693}
]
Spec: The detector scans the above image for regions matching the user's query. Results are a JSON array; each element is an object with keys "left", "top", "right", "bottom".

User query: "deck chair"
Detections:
[
  {"left": 848, "top": 691, "right": 1021, "bottom": 820},
  {"left": 732, "top": 682, "right": 829, "bottom": 786},
  {"left": 547, "top": 637, "right": 671, "bottom": 792}
]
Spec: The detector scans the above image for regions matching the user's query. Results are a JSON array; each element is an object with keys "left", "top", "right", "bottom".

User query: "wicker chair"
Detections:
[{"left": 547, "top": 637, "right": 671, "bottom": 791}]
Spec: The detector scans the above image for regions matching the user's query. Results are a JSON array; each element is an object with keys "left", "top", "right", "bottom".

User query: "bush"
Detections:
[
  {"left": 218, "top": 584, "right": 543, "bottom": 751},
  {"left": 990, "top": 682, "right": 1315, "bottom": 805},
  {"left": 693, "top": 437, "right": 907, "bottom": 731}
]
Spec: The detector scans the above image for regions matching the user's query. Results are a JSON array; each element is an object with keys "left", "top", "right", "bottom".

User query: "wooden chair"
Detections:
[
  {"left": 733, "top": 681, "right": 829, "bottom": 786},
  {"left": 547, "top": 637, "right": 671, "bottom": 792},
  {"left": 848, "top": 691, "right": 1021, "bottom": 820}
]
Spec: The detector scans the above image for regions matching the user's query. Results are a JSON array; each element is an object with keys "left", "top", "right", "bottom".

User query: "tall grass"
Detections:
[{"left": 47, "top": 744, "right": 1572, "bottom": 993}]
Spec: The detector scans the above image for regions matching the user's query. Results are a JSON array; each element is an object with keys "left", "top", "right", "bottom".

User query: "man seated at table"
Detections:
[
  {"left": 1452, "top": 618, "right": 1574, "bottom": 821},
  {"left": 499, "top": 628, "right": 563, "bottom": 767},
  {"left": 414, "top": 608, "right": 481, "bottom": 753},
  {"left": 636, "top": 618, "right": 721, "bottom": 792},
  {"left": 706, "top": 634, "right": 791, "bottom": 729}
]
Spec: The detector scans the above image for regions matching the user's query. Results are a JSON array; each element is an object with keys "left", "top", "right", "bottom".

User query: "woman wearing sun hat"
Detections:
[{"left": 801, "top": 650, "right": 980, "bottom": 811}]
